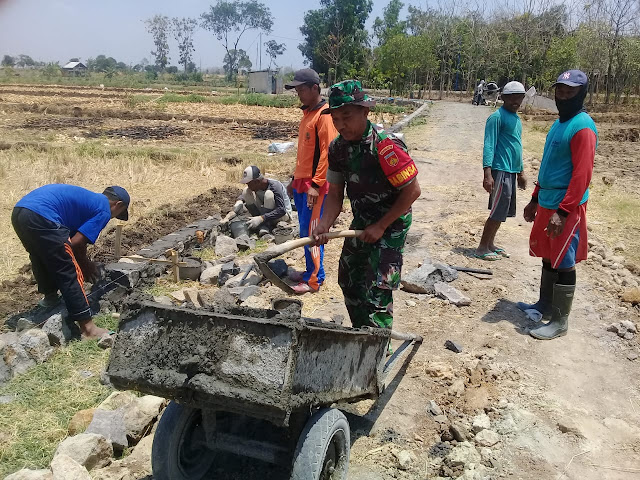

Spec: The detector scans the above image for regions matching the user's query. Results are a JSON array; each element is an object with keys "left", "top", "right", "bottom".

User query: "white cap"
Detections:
[
  {"left": 241, "top": 166, "right": 262, "bottom": 184},
  {"left": 502, "top": 81, "right": 526, "bottom": 95}
]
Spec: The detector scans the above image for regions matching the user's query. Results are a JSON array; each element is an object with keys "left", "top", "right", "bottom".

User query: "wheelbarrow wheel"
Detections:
[
  {"left": 290, "top": 408, "right": 350, "bottom": 480},
  {"left": 151, "top": 401, "right": 215, "bottom": 480}
]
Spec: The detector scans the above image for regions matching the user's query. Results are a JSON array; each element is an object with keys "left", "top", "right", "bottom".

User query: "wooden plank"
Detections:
[{"left": 114, "top": 224, "right": 123, "bottom": 260}]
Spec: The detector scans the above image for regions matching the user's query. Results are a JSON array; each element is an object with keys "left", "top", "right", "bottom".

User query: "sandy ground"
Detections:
[{"left": 336, "top": 101, "right": 640, "bottom": 479}]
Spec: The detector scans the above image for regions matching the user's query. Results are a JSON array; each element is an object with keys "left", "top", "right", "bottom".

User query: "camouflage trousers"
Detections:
[{"left": 338, "top": 213, "right": 412, "bottom": 329}]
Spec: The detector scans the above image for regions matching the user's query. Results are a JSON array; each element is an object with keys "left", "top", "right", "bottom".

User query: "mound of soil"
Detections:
[
  {"left": 602, "top": 127, "right": 639, "bottom": 142},
  {"left": 86, "top": 125, "right": 185, "bottom": 140},
  {"left": 22, "top": 116, "right": 104, "bottom": 129},
  {"left": 92, "top": 186, "right": 240, "bottom": 261}
]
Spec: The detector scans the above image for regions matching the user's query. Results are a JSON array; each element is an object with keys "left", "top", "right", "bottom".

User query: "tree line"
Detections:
[
  {"left": 144, "top": 0, "right": 285, "bottom": 81},
  {"left": 299, "top": 0, "right": 640, "bottom": 104}
]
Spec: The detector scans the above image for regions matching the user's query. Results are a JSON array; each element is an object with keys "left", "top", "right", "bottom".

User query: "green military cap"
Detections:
[{"left": 321, "top": 79, "right": 376, "bottom": 114}]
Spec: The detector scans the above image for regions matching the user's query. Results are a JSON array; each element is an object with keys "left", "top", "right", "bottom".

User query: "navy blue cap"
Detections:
[
  {"left": 103, "top": 186, "right": 130, "bottom": 221},
  {"left": 554, "top": 69, "right": 587, "bottom": 87}
]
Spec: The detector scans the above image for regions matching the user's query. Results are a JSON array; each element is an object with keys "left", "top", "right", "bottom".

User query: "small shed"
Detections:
[
  {"left": 248, "top": 70, "right": 283, "bottom": 94},
  {"left": 61, "top": 61, "right": 88, "bottom": 77}
]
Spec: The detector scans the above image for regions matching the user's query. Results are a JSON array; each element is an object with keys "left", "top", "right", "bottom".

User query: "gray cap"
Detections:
[{"left": 285, "top": 68, "right": 320, "bottom": 89}]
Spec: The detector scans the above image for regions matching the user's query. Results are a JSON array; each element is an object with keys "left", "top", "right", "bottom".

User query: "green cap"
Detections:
[{"left": 322, "top": 79, "right": 376, "bottom": 114}]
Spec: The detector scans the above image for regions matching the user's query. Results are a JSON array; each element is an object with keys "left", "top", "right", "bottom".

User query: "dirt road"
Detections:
[{"left": 346, "top": 101, "right": 640, "bottom": 479}]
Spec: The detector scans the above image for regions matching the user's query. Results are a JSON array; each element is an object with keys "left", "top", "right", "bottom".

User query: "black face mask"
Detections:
[{"left": 556, "top": 84, "right": 588, "bottom": 123}]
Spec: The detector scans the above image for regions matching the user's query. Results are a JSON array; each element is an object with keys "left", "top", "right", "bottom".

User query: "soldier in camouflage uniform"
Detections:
[{"left": 313, "top": 80, "right": 421, "bottom": 329}]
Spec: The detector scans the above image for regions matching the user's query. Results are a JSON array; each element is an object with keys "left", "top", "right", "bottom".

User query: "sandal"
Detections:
[
  {"left": 472, "top": 252, "right": 501, "bottom": 261},
  {"left": 493, "top": 247, "right": 510, "bottom": 258},
  {"left": 291, "top": 282, "right": 318, "bottom": 294}
]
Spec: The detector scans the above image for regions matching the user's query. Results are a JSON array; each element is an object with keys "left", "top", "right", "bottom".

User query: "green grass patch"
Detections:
[
  {"left": 372, "top": 104, "right": 414, "bottom": 114},
  {"left": 238, "top": 238, "right": 269, "bottom": 257},
  {"left": 214, "top": 93, "right": 299, "bottom": 108},
  {"left": 0, "top": 338, "right": 113, "bottom": 476},
  {"left": 190, "top": 246, "right": 217, "bottom": 261},
  {"left": 157, "top": 93, "right": 208, "bottom": 103}
]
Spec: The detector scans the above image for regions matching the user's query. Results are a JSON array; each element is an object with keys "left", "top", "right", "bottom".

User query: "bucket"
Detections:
[
  {"left": 273, "top": 226, "right": 294, "bottom": 245},
  {"left": 230, "top": 216, "right": 249, "bottom": 239},
  {"left": 179, "top": 258, "right": 203, "bottom": 281}
]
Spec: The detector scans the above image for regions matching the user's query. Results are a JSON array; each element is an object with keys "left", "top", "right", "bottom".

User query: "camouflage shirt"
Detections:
[{"left": 326, "top": 121, "right": 416, "bottom": 229}]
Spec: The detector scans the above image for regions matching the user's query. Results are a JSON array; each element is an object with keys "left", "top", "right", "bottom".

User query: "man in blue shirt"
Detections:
[
  {"left": 12, "top": 184, "right": 130, "bottom": 340},
  {"left": 475, "top": 81, "right": 527, "bottom": 260}
]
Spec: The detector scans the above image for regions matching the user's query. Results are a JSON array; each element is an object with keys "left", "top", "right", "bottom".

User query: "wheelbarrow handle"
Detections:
[{"left": 390, "top": 330, "right": 423, "bottom": 343}]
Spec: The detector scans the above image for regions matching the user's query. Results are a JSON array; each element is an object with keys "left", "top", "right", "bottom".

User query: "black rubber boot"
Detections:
[
  {"left": 517, "top": 267, "right": 558, "bottom": 320},
  {"left": 529, "top": 284, "right": 574, "bottom": 340}
]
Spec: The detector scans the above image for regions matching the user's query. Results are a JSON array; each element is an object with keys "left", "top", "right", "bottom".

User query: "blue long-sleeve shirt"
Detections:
[{"left": 482, "top": 107, "right": 523, "bottom": 173}]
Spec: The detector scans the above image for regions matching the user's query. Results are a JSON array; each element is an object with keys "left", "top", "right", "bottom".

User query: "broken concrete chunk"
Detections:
[
  {"left": 85, "top": 409, "right": 128, "bottom": 453},
  {"left": 434, "top": 282, "right": 471, "bottom": 306},
  {"left": 54, "top": 433, "right": 113, "bottom": 471},
  {"left": 444, "top": 339, "right": 463, "bottom": 353},
  {"left": 474, "top": 429, "right": 500, "bottom": 447},
  {"left": 200, "top": 264, "right": 223, "bottom": 285},
  {"left": 472, "top": 413, "right": 491, "bottom": 433},
  {"left": 182, "top": 288, "right": 202, "bottom": 308},
  {"left": 215, "top": 235, "right": 238, "bottom": 257},
  {"left": 235, "top": 234, "right": 256, "bottom": 251},
  {"left": 224, "top": 270, "right": 262, "bottom": 288},
  {"left": 42, "top": 313, "right": 81, "bottom": 346},
  {"left": 104, "top": 262, "right": 148, "bottom": 289},
  {"left": 19, "top": 329, "right": 54, "bottom": 363},
  {"left": 169, "top": 289, "right": 186, "bottom": 302},
  {"left": 4, "top": 469, "right": 53, "bottom": 480},
  {"left": 50, "top": 453, "right": 92, "bottom": 480},
  {"left": 445, "top": 441, "right": 481, "bottom": 467},
  {"left": 228, "top": 285, "right": 261, "bottom": 302},
  {"left": 401, "top": 259, "right": 459, "bottom": 294}
]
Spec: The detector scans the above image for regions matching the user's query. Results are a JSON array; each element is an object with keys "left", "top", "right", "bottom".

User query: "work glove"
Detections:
[
  {"left": 233, "top": 200, "right": 244, "bottom": 215},
  {"left": 246, "top": 216, "right": 263, "bottom": 230}
]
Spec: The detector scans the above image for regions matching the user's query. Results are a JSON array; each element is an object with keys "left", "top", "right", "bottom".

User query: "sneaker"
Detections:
[{"left": 292, "top": 282, "right": 318, "bottom": 294}]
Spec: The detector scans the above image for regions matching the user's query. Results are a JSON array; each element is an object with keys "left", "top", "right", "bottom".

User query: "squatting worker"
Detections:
[
  {"left": 475, "top": 81, "right": 527, "bottom": 260},
  {"left": 232, "top": 165, "right": 292, "bottom": 235},
  {"left": 312, "top": 80, "right": 421, "bottom": 330},
  {"left": 285, "top": 68, "right": 338, "bottom": 294},
  {"left": 518, "top": 69, "right": 597, "bottom": 340},
  {"left": 12, "top": 184, "right": 130, "bottom": 339}
]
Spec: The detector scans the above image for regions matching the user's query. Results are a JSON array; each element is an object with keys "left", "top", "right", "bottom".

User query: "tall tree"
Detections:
[
  {"left": 1, "top": 55, "right": 15, "bottom": 67},
  {"left": 264, "top": 39, "right": 286, "bottom": 69},
  {"left": 373, "top": 0, "right": 406, "bottom": 46},
  {"left": 172, "top": 17, "right": 198, "bottom": 72},
  {"left": 299, "top": 0, "right": 373, "bottom": 83},
  {"left": 145, "top": 15, "right": 171, "bottom": 71},
  {"left": 201, "top": 0, "right": 273, "bottom": 81},
  {"left": 17, "top": 54, "right": 35, "bottom": 68}
]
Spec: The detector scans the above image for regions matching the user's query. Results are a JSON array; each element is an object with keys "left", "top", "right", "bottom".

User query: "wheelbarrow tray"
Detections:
[{"left": 106, "top": 301, "right": 390, "bottom": 426}]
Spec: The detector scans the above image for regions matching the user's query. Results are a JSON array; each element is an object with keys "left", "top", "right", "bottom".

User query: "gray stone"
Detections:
[
  {"left": 445, "top": 441, "right": 481, "bottom": 467},
  {"left": 199, "top": 264, "right": 223, "bottom": 285},
  {"left": 433, "top": 415, "right": 449, "bottom": 424},
  {"left": 624, "top": 332, "right": 635, "bottom": 340},
  {"left": 427, "top": 400, "right": 443, "bottom": 416},
  {"left": 54, "top": 433, "right": 113, "bottom": 471},
  {"left": 395, "top": 450, "right": 414, "bottom": 470},
  {"left": 474, "top": 429, "right": 500, "bottom": 447},
  {"left": 97, "top": 333, "right": 115, "bottom": 350},
  {"left": 19, "top": 329, "right": 54, "bottom": 363},
  {"left": 86, "top": 409, "right": 128, "bottom": 452},
  {"left": 215, "top": 235, "right": 238, "bottom": 257},
  {"left": 261, "top": 233, "right": 275, "bottom": 243},
  {"left": 235, "top": 234, "right": 255, "bottom": 251},
  {"left": 224, "top": 270, "right": 262, "bottom": 288},
  {"left": 104, "top": 262, "right": 148, "bottom": 289},
  {"left": 449, "top": 422, "right": 469, "bottom": 442},
  {"left": 136, "top": 395, "right": 166, "bottom": 417},
  {"left": 448, "top": 378, "right": 466, "bottom": 397},
  {"left": 444, "top": 339, "right": 463, "bottom": 353},
  {"left": 472, "top": 413, "right": 491, "bottom": 433},
  {"left": 228, "top": 285, "right": 261, "bottom": 302},
  {"left": 123, "top": 403, "right": 158, "bottom": 443},
  {"left": 434, "top": 282, "right": 471, "bottom": 306},
  {"left": 1, "top": 333, "right": 35, "bottom": 377},
  {"left": 401, "top": 260, "right": 459, "bottom": 294},
  {"left": 218, "top": 261, "right": 240, "bottom": 286},
  {"left": 50, "top": 453, "right": 91, "bottom": 480},
  {"left": 15, "top": 318, "right": 35, "bottom": 332},
  {"left": 621, "top": 320, "right": 637, "bottom": 333},
  {"left": 4, "top": 469, "right": 53, "bottom": 480},
  {"left": 182, "top": 288, "right": 202, "bottom": 308},
  {"left": 42, "top": 313, "right": 81, "bottom": 346},
  {"left": 627, "top": 352, "right": 639, "bottom": 361},
  {"left": 152, "top": 295, "right": 173, "bottom": 306}
]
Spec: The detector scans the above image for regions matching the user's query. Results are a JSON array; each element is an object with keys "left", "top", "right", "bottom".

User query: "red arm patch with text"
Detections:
[{"left": 377, "top": 137, "right": 418, "bottom": 188}]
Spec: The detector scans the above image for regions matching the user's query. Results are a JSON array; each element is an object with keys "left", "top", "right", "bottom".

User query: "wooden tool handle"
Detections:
[{"left": 266, "top": 229, "right": 363, "bottom": 257}]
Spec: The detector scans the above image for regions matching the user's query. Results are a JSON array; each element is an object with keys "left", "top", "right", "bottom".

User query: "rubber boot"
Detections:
[
  {"left": 517, "top": 267, "right": 558, "bottom": 321},
  {"left": 529, "top": 284, "right": 574, "bottom": 340}
]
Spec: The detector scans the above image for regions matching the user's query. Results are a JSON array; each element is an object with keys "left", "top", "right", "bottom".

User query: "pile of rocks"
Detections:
[
  {"left": 5, "top": 391, "right": 166, "bottom": 480},
  {"left": 401, "top": 258, "right": 471, "bottom": 307},
  {"left": 587, "top": 236, "right": 640, "bottom": 294},
  {"left": 606, "top": 319, "right": 638, "bottom": 341}
]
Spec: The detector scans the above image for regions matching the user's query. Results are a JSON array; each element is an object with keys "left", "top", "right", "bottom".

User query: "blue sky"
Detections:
[{"left": 0, "top": 0, "right": 426, "bottom": 70}]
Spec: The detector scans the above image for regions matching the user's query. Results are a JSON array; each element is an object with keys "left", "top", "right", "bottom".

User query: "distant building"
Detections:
[
  {"left": 248, "top": 70, "right": 283, "bottom": 94},
  {"left": 61, "top": 61, "right": 88, "bottom": 77}
]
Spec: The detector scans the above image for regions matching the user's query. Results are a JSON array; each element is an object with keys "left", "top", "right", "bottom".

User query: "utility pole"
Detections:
[{"left": 259, "top": 33, "right": 262, "bottom": 70}]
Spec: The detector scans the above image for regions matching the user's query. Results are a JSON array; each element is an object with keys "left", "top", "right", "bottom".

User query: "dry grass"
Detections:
[{"left": 0, "top": 314, "right": 116, "bottom": 477}]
